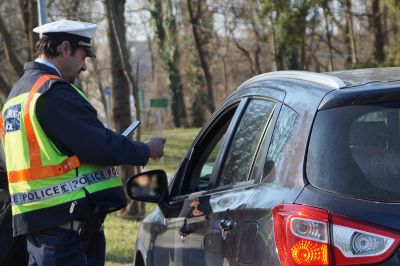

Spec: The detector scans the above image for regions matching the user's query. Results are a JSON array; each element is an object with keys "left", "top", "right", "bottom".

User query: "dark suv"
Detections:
[{"left": 127, "top": 68, "right": 400, "bottom": 266}]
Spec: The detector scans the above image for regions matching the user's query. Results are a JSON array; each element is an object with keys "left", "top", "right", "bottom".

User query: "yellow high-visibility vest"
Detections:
[{"left": 1, "top": 74, "right": 125, "bottom": 235}]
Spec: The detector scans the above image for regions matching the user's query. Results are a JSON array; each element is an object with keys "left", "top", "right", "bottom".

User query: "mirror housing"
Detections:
[{"left": 126, "top": 169, "right": 169, "bottom": 203}]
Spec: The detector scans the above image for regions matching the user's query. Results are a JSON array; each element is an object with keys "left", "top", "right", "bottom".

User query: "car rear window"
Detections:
[{"left": 307, "top": 102, "right": 400, "bottom": 202}]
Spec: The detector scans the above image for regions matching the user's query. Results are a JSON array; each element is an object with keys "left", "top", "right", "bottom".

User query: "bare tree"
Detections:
[
  {"left": 230, "top": 0, "right": 266, "bottom": 75},
  {"left": 0, "top": 16, "right": 24, "bottom": 77},
  {"left": 370, "top": 0, "right": 386, "bottom": 64},
  {"left": 187, "top": 0, "right": 215, "bottom": 113},
  {"left": 0, "top": 0, "right": 36, "bottom": 106},
  {"left": 105, "top": 0, "right": 143, "bottom": 218},
  {"left": 18, "top": 0, "right": 38, "bottom": 61},
  {"left": 338, "top": 0, "right": 358, "bottom": 68},
  {"left": 321, "top": 1, "right": 335, "bottom": 71},
  {"left": 148, "top": 0, "right": 188, "bottom": 127}
]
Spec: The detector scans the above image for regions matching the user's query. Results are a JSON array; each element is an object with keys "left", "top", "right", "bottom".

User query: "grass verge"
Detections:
[
  {"left": 104, "top": 214, "right": 141, "bottom": 265},
  {"left": 105, "top": 128, "right": 199, "bottom": 265}
]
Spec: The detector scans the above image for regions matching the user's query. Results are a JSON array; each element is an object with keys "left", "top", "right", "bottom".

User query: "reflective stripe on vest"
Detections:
[{"left": 11, "top": 167, "right": 119, "bottom": 205}]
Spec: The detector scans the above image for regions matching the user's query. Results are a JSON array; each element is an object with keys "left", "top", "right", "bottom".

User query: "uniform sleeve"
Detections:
[{"left": 35, "top": 83, "right": 150, "bottom": 166}]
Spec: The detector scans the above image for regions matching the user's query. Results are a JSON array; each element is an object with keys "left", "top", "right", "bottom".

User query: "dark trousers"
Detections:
[
  {"left": 27, "top": 227, "right": 105, "bottom": 266},
  {"left": 0, "top": 203, "right": 29, "bottom": 266}
]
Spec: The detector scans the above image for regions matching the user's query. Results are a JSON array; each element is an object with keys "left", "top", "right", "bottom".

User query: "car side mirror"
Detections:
[{"left": 126, "top": 169, "right": 168, "bottom": 203}]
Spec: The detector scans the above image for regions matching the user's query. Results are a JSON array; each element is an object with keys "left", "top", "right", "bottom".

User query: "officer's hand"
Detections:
[{"left": 144, "top": 137, "right": 166, "bottom": 159}]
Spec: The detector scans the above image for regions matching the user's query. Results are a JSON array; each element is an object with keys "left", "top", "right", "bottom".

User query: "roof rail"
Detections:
[{"left": 241, "top": 71, "right": 348, "bottom": 89}]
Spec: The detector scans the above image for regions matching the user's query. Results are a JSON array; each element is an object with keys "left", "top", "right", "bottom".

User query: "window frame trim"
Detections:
[
  {"left": 170, "top": 96, "right": 283, "bottom": 203},
  {"left": 207, "top": 98, "right": 250, "bottom": 188},
  {"left": 249, "top": 100, "right": 283, "bottom": 184},
  {"left": 216, "top": 96, "right": 282, "bottom": 186},
  {"left": 169, "top": 99, "right": 244, "bottom": 199}
]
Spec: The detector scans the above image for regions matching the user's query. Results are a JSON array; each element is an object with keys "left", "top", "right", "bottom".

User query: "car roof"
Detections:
[
  {"left": 327, "top": 67, "right": 400, "bottom": 88},
  {"left": 239, "top": 67, "right": 400, "bottom": 91},
  {"left": 239, "top": 70, "right": 347, "bottom": 90},
  {"left": 236, "top": 68, "right": 400, "bottom": 110}
]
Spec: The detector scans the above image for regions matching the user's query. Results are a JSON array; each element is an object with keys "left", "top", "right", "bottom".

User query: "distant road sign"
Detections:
[{"left": 150, "top": 98, "right": 168, "bottom": 108}]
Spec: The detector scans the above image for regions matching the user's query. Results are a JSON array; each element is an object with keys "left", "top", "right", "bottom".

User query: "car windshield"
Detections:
[{"left": 307, "top": 102, "right": 400, "bottom": 202}]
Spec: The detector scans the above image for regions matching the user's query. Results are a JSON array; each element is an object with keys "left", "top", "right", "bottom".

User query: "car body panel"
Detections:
[{"left": 133, "top": 68, "right": 400, "bottom": 266}]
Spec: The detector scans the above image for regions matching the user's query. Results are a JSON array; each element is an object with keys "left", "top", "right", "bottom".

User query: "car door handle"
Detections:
[
  {"left": 219, "top": 219, "right": 236, "bottom": 240},
  {"left": 179, "top": 224, "right": 192, "bottom": 236},
  {"left": 219, "top": 219, "right": 236, "bottom": 231},
  {"left": 179, "top": 218, "right": 192, "bottom": 241}
]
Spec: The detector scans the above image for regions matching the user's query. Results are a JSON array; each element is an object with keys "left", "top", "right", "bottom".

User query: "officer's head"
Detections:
[{"left": 33, "top": 20, "right": 97, "bottom": 82}]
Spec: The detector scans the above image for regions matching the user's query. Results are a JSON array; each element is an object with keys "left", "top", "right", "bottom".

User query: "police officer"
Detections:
[{"left": 1, "top": 20, "right": 165, "bottom": 266}]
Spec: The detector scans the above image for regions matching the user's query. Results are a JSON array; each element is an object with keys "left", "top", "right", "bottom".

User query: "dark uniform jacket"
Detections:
[{"left": 5, "top": 62, "right": 150, "bottom": 235}]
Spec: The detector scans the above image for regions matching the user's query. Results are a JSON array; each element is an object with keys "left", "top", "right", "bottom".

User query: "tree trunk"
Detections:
[
  {"left": 91, "top": 62, "right": 110, "bottom": 126},
  {"left": 18, "top": 0, "right": 38, "bottom": 61},
  {"left": 234, "top": 40, "right": 255, "bottom": 75},
  {"left": 297, "top": 5, "right": 308, "bottom": 70},
  {"left": 341, "top": 0, "right": 358, "bottom": 68},
  {"left": 323, "top": 8, "right": 334, "bottom": 71},
  {"left": 149, "top": 0, "right": 188, "bottom": 127},
  {"left": 105, "top": 0, "right": 143, "bottom": 218},
  {"left": 270, "top": 16, "right": 279, "bottom": 71},
  {"left": 168, "top": 0, "right": 188, "bottom": 127},
  {"left": 187, "top": 0, "right": 215, "bottom": 113},
  {"left": 0, "top": 16, "right": 23, "bottom": 77},
  {"left": 0, "top": 74, "right": 10, "bottom": 105},
  {"left": 370, "top": 0, "right": 385, "bottom": 63},
  {"left": 254, "top": 44, "right": 262, "bottom": 74}
]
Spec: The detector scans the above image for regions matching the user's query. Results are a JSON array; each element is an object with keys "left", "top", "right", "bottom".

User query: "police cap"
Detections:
[{"left": 33, "top": 19, "right": 97, "bottom": 58}]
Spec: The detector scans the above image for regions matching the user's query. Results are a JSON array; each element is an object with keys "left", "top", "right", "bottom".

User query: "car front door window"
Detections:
[
  {"left": 219, "top": 99, "right": 276, "bottom": 186},
  {"left": 179, "top": 105, "right": 237, "bottom": 195}
]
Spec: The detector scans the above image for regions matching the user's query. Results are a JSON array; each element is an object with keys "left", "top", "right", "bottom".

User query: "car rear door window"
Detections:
[
  {"left": 250, "top": 105, "right": 298, "bottom": 181},
  {"left": 219, "top": 99, "right": 276, "bottom": 185},
  {"left": 307, "top": 103, "right": 400, "bottom": 202}
]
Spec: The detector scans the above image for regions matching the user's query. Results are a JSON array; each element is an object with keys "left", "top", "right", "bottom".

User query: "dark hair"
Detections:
[{"left": 35, "top": 35, "right": 80, "bottom": 58}]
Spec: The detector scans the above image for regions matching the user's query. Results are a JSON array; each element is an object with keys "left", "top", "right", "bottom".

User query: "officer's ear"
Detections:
[{"left": 59, "top": 41, "right": 72, "bottom": 57}]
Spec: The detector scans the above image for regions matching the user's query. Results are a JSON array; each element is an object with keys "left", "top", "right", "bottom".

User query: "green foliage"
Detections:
[
  {"left": 386, "top": 0, "right": 400, "bottom": 12},
  {"left": 383, "top": 1, "right": 400, "bottom": 67},
  {"left": 261, "top": 0, "right": 325, "bottom": 70}
]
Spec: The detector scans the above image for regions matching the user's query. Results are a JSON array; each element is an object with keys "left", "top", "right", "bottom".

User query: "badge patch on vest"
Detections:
[{"left": 4, "top": 104, "right": 22, "bottom": 133}]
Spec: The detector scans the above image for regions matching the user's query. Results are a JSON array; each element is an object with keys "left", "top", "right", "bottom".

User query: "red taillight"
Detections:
[
  {"left": 272, "top": 204, "right": 400, "bottom": 266},
  {"left": 273, "top": 204, "right": 330, "bottom": 265}
]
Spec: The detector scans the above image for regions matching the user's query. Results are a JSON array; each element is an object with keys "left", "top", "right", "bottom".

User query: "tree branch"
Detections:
[{"left": 0, "top": 16, "right": 23, "bottom": 76}]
